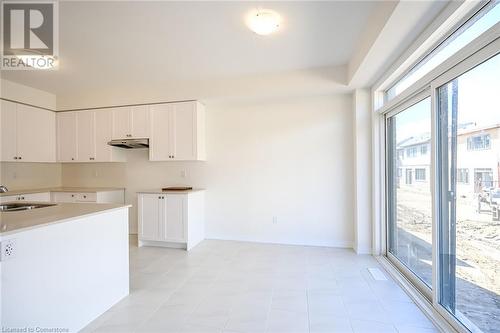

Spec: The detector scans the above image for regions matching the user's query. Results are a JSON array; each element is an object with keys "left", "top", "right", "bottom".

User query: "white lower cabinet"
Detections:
[
  {"left": 51, "top": 190, "right": 124, "bottom": 203},
  {"left": 138, "top": 191, "right": 204, "bottom": 250},
  {"left": 1, "top": 189, "right": 124, "bottom": 204},
  {"left": 0, "top": 192, "right": 51, "bottom": 203}
]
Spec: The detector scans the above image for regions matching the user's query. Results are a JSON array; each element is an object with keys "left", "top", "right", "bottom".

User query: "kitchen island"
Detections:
[{"left": 0, "top": 202, "right": 130, "bottom": 332}]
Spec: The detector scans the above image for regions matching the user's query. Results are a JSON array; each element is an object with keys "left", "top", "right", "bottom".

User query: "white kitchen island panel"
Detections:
[{"left": 0, "top": 207, "right": 129, "bottom": 332}]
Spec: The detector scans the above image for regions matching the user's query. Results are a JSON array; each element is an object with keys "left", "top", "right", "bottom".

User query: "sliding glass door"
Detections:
[
  {"left": 387, "top": 97, "right": 433, "bottom": 293},
  {"left": 437, "top": 52, "right": 500, "bottom": 333}
]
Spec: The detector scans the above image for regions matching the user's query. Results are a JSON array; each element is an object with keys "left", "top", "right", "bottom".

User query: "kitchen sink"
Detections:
[{"left": 0, "top": 203, "right": 56, "bottom": 212}]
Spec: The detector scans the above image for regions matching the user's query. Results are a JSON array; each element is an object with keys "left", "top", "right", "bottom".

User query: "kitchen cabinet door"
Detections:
[
  {"left": 131, "top": 105, "right": 150, "bottom": 138},
  {"left": 77, "top": 111, "right": 95, "bottom": 162},
  {"left": 149, "top": 104, "right": 172, "bottom": 161},
  {"left": 162, "top": 195, "right": 186, "bottom": 242},
  {"left": 112, "top": 107, "right": 131, "bottom": 139},
  {"left": 57, "top": 112, "right": 78, "bottom": 162},
  {"left": 171, "top": 102, "right": 196, "bottom": 160},
  {"left": 95, "top": 109, "right": 122, "bottom": 162},
  {"left": 95, "top": 110, "right": 111, "bottom": 161},
  {"left": 0, "top": 100, "right": 17, "bottom": 162},
  {"left": 17, "top": 104, "right": 56, "bottom": 162},
  {"left": 138, "top": 194, "right": 160, "bottom": 241}
]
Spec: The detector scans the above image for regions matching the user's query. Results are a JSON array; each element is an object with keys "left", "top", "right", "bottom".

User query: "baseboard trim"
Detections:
[
  {"left": 375, "top": 256, "right": 458, "bottom": 333},
  {"left": 205, "top": 236, "right": 353, "bottom": 249}
]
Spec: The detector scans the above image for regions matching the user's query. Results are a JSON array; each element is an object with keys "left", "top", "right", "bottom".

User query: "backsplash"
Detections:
[{"left": 0, "top": 162, "right": 62, "bottom": 190}]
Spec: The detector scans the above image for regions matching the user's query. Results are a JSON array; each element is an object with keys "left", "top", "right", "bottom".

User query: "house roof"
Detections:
[{"left": 397, "top": 134, "right": 430, "bottom": 149}]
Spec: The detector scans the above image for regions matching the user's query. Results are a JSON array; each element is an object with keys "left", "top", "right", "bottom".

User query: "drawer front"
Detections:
[
  {"left": 23, "top": 192, "right": 51, "bottom": 202},
  {"left": 76, "top": 192, "right": 97, "bottom": 202},
  {"left": 52, "top": 192, "right": 77, "bottom": 203},
  {"left": 0, "top": 195, "right": 18, "bottom": 203}
]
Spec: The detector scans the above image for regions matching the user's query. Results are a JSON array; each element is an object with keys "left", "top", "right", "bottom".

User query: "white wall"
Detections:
[
  {"left": 352, "top": 89, "right": 372, "bottom": 254},
  {"left": 62, "top": 94, "right": 354, "bottom": 247},
  {"left": 0, "top": 79, "right": 56, "bottom": 110}
]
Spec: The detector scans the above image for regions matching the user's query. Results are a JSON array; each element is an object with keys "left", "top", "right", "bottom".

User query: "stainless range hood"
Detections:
[{"left": 107, "top": 138, "right": 149, "bottom": 149}]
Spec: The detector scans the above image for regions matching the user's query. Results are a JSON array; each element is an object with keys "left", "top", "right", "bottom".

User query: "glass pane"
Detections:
[
  {"left": 387, "top": 1, "right": 500, "bottom": 101},
  {"left": 438, "top": 52, "right": 500, "bottom": 333},
  {"left": 387, "top": 97, "right": 432, "bottom": 288}
]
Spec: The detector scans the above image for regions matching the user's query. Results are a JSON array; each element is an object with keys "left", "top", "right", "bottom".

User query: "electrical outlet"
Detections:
[
  {"left": 272, "top": 216, "right": 278, "bottom": 224},
  {"left": 1, "top": 239, "right": 16, "bottom": 261},
  {"left": 180, "top": 170, "right": 187, "bottom": 178}
]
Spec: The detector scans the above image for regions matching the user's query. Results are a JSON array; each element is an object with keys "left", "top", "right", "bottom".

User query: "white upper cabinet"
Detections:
[
  {"left": 95, "top": 109, "right": 125, "bottom": 162},
  {"left": 1, "top": 101, "right": 56, "bottom": 162},
  {"left": 131, "top": 106, "right": 150, "bottom": 138},
  {"left": 50, "top": 101, "right": 205, "bottom": 163},
  {"left": 149, "top": 103, "right": 172, "bottom": 161},
  {"left": 149, "top": 101, "right": 206, "bottom": 161},
  {"left": 1, "top": 100, "right": 18, "bottom": 162},
  {"left": 57, "top": 110, "right": 125, "bottom": 163},
  {"left": 111, "top": 107, "right": 130, "bottom": 139},
  {"left": 57, "top": 112, "right": 78, "bottom": 162},
  {"left": 17, "top": 105, "right": 56, "bottom": 162},
  {"left": 77, "top": 111, "right": 95, "bottom": 161},
  {"left": 171, "top": 102, "right": 196, "bottom": 161},
  {"left": 112, "top": 106, "right": 150, "bottom": 139}
]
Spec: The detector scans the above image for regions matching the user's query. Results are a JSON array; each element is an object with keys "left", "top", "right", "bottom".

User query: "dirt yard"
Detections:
[{"left": 394, "top": 185, "right": 500, "bottom": 333}]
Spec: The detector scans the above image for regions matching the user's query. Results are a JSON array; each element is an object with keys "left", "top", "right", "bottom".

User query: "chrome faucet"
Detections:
[{"left": 0, "top": 185, "right": 8, "bottom": 193}]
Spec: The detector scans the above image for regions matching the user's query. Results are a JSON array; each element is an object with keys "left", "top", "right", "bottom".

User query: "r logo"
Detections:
[{"left": 3, "top": 2, "right": 53, "bottom": 55}]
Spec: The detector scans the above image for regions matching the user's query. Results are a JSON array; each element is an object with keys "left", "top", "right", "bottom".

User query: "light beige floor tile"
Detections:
[
  {"left": 83, "top": 240, "right": 437, "bottom": 333},
  {"left": 266, "top": 309, "right": 309, "bottom": 333},
  {"left": 350, "top": 319, "right": 397, "bottom": 333},
  {"left": 309, "top": 313, "right": 353, "bottom": 333}
]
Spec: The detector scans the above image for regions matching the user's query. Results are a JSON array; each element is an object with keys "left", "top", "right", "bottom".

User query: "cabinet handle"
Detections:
[
  {"left": 71, "top": 194, "right": 75, "bottom": 197},
  {"left": 71, "top": 158, "right": 74, "bottom": 161},
  {"left": 89, "top": 157, "right": 94, "bottom": 160},
  {"left": 158, "top": 196, "right": 161, "bottom": 199},
  {"left": 83, "top": 195, "right": 87, "bottom": 199},
  {"left": 18, "top": 156, "right": 22, "bottom": 160},
  {"left": 13, "top": 156, "right": 17, "bottom": 160}
]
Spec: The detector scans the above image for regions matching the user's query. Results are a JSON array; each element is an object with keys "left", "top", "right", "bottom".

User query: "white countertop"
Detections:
[
  {"left": 0, "top": 202, "right": 131, "bottom": 236},
  {"left": 137, "top": 188, "right": 205, "bottom": 194},
  {"left": 0, "top": 187, "right": 125, "bottom": 197}
]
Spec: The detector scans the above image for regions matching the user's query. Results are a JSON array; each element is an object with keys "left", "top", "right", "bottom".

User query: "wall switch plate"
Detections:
[
  {"left": 0, "top": 239, "right": 16, "bottom": 261},
  {"left": 272, "top": 216, "right": 278, "bottom": 224}
]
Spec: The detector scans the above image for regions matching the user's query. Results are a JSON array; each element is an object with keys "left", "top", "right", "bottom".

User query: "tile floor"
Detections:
[{"left": 82, "top": 238, "right": 438, "bottom": 333}]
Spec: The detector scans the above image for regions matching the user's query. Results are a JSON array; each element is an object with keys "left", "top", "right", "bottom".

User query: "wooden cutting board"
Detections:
[{"left": 161, "top": 186, "right": 193, "bottom": 191}]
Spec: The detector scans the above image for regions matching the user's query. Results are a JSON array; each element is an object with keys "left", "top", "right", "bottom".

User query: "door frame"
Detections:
[{"left": 430, "top": 36, "right": 500, "bottom": 333}]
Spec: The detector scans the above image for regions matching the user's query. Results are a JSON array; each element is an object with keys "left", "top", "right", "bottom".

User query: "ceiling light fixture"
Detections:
[{"left": 246, "top": 9, "right": 282, "bottom": 36}]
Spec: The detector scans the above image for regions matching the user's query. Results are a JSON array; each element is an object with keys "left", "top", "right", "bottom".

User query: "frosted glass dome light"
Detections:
[{"left": 246, "top": 9, "right": 282, "bottom": 36}]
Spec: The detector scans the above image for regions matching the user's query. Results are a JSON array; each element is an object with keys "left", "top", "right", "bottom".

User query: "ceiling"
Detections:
[{"left": 0, "top": 1, "right": 446, "bottom": 110}]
